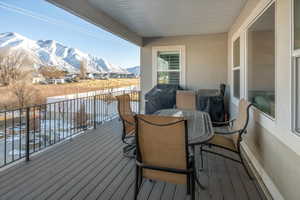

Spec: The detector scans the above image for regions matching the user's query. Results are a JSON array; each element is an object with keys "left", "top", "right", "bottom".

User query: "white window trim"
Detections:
[
  {"left": 152, "top": 45, "right": 186, "bottom": 87},
  {"left": 244, "top": 0, "right": 277, "bottom": 122},
  {"left": 231, "top": 36, "right": 241, "bottom": 105}
]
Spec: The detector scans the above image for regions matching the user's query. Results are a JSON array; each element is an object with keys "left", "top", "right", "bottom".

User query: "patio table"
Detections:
[{"left": 154, "top": 109, "right": 214, "bottom": 146}]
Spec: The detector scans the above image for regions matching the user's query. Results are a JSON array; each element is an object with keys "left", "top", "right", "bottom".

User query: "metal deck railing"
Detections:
[{"left": 0, "top": 90, "right": 140, "bottom": 167}]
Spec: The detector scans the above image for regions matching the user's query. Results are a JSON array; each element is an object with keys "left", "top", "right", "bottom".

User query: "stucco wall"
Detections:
[
  {"left": 228, "top": 0, "right": 300, "bottom": 199},
  {"left": 140, "top": 33, "right": 228, "bottom": 112}
]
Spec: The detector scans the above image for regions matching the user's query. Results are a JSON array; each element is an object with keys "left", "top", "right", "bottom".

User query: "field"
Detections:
[{"left": 0, "top": 78, "right": 139, "bottom": 110}]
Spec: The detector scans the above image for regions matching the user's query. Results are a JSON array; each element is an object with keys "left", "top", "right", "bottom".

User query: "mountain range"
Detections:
[
  {"left": 0, "top": 32, "right": 139, "bottom": 75},
  {"left": 126, "top": 66, "right": 140, "bottom": 76}
]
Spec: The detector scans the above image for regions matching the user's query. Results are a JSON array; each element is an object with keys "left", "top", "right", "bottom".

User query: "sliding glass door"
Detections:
[{"left": 293, "top": 0, "right": 300, "bottom": 133}]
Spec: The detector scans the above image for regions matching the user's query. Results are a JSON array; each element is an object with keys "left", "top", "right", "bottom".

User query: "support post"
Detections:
[
  {"left": 93, "top": 95, "right": 96, "bottom": 129},
  {"left": 26, "top": 107, "right": 30, "bottom": 161}
]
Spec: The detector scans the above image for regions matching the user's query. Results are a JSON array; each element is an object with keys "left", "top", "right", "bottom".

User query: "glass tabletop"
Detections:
[{"left": 154, "top": 109, "right": 214, "bottom": 145}]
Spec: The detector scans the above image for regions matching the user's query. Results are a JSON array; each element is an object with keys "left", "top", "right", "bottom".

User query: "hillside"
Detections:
[
  {"left": 0, "top": 32, "right": 134, "bottom": 74},
  {"left": 126, "top": 66, "right": 140, "bottom": 76}
]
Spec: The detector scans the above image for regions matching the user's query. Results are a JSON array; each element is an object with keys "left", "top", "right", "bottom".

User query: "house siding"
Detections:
[{"left": 228, "top": 0, "right": 300, "bottom": 199}]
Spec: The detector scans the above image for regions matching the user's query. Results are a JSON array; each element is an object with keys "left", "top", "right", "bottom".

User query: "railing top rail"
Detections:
[{"left": 0, "top": 89, "right": 140, "bottom": 114}]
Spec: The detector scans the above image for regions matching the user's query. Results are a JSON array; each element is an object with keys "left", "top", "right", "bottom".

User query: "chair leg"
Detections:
[
  {"left": 139, "top": 168, "right": 143, "bottom": 187},
  {"left": 239, "top": 153, "right": 253, "bottom": 180},
  {"left": 191, "top": 172, "right": 195, "bottom": 200},
  {"left": 134, "top": 166, "right": 140, "bottom": 200},
  {"left": 187, "top": 174, "right": 191, "bottom": 195},
  {"left": 192, "top": 155, "right": 206, "bottom": 190},
  {"left": 200, "top": 145, "right": 204, "bottom": 171}
]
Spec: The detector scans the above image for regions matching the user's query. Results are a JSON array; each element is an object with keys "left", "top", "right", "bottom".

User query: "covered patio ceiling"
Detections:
[{"left": 47, "top": 0, "right": 248, "bottom": 46}]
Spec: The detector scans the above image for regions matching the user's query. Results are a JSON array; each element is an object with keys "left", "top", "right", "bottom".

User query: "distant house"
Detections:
[
  {"left": 108, "top": 73, "right": 131, "bottom": 78},
  {"left": 32, "top": 73, "right": 45, "bottom": 84},
  {"left": 48, "top": 78, "right": 65, "bottom": 84},
  {"left": 93, "top": 73, "right": 107, "bottom": 80},
  {"left": 126, "top": 73, "right": 136, "bottom": 78},
  {"left": 65, "top": 73, "right": 78, "bottom": 79},
  {"left": 108, "top": 73, "right": 119, "bottom": 78},
  {"left": 87, "top": 73, "right": 95, "bottom": 79}
]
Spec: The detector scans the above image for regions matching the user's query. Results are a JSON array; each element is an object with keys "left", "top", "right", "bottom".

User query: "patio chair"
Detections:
[
  {"left": 134, "top": 115, "right": 197, "bottom": 200},
  {"left": 200, "top": 99, "right": 253, "bottom": 179},
  {"left": 176, "top": 90, "right": 197, "bottom": 110},
  {"left": 116, "top": 94, "right": 136, "bottom": 158}
]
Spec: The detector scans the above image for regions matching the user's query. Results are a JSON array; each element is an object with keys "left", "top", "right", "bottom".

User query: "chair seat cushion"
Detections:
[
  {"left": 213, "top": 126, "right": 233, "bottom": 134},
  {"left": 209, "top": 135, "right": 237, "bottom": 151}
]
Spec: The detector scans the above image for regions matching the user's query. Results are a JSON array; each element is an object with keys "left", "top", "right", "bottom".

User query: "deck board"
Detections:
[
  {"left": 0, "top": 120, "right": 266, "bottom": 200},
  {"left": 110, "top": 168, "right": 135, "bottom": 200},
  {"left": 160, "top": 182, "right": 176, "bottom": 200},
  {"left": 148, "top": 181, "right": 165, "bottom": 200},
  {"left": 3, "top": 134, "right": 119, "bottom": 200}
]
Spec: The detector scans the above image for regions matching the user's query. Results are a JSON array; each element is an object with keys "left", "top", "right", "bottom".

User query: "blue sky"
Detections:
[{"left": 0, "top": 0, "right": 140, "bottom": 68}]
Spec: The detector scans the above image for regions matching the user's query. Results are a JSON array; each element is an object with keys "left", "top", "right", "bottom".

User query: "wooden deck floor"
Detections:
[{"left": 0, "top": 120, "right": 266, "bottom": 200}]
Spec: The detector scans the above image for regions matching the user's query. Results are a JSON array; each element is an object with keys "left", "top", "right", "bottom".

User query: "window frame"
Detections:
[
  {"left": 292, "top": 0, "right": 300, "bottom": 135},
  {"left": 152, "top": 45, "right": 186, "bottom": 87},
  {"left": 232, "top": 36, "right": 241, "bottom": 104},
  {"left": 245, "top": 1, "right": 277, "bottom": 120},
  {"left": 292, "top": 56, "right": 300, "bottom": 135}
]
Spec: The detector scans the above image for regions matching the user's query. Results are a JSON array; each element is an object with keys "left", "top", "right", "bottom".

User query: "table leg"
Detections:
[{"left": 191, "top": 145, "right": 206, "bottom": 190}]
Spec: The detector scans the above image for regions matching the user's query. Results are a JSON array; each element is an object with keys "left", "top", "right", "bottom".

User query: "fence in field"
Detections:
[{"left": 0, "top": 90, "right": 140, "bottom": 167}]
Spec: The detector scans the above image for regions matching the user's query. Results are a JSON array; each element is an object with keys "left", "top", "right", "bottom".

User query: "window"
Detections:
[
  {"left": 233, "top": 70, "right": 240, "bottom": 98},
  {"left": 293, "top": 0, "right": 300, "bottom": 133},
  {"left": 152, "top": 46, "right": 185, "bottom": 86},
  {"left": 294, "top": 0, "right": 300, "bottom": 50},
  {"left": 157, "top": 52, "right": 180, "bottom": 84},
  {"left": 247, "top": 4, "right": 275, "bottom": 118},
  {"left": 233, "top": 38, "right": 241, "bottom": 99},
  {"left": 294, "top": 58, "right": 300, "bottom": 133}
]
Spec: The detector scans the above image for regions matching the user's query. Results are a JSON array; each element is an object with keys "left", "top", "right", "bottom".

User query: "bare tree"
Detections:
[
  {"left": 10, "top": 80, "right": 40, "bottom": 108},
  {"left": 104, "top": 80, "right": 114, "bottom": 117},
  {"left": 39, "top": 66, "right": 66, "bottom": 79},
  {"left": 79, "top": 59, "right": 87, "bottom": 79},
  {"left": 0, "top": 51, "right": 28, "bottom": 86},
  {"left": 74, "top": 103, "right": 88, "bottom": 129},
  {"left": 29, "top": 107, "right": 41, "bottom": 131}
]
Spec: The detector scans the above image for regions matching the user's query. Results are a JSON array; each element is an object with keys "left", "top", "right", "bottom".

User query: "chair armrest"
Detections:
[
  {"left": 212, "top": 119, "right": 236, "bottom": 127},
  {"left": 123, "top": 118, "right": 135, "bottom": 126}
]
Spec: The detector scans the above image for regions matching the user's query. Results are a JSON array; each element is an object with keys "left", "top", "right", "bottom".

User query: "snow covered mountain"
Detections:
[
  {"left": 0, "top": 32, "right": 129, "bottom": 74},
  {"left": 126, "top": 66, "right": 140, "bottom": 76}
]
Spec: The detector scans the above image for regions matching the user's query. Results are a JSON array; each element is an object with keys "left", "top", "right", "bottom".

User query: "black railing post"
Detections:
[
  {"left": 138, "top": 91, "right": 141, "bottom": 114},
  {"left": 93, "top": 95, "right": 96, "bottom": 129},
  {"left": 26, "top": 107, "right": 30, "bottom": 161}
]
